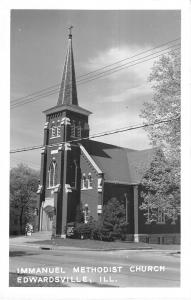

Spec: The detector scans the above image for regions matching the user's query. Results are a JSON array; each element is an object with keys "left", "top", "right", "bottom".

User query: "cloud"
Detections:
[
  {"left": 93, "top": 126, "right": 151, "bottom": 150},
  {"left": 81, "top": 44, "right": 156, "bottom": 149},
  {"left": 95, "top": 83, "right": 153, "bottom": 105},
  {"left": 83, "top": 44, "right": 154, "bottom": 83}
]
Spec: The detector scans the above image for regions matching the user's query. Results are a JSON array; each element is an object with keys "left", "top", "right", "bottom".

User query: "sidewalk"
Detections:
[{"left": 9, "top": 235, "right": 180, "bottom": 252}]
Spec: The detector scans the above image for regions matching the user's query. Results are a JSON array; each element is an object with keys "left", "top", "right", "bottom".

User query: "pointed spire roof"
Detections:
[
  {"left": 44, "top": 28, "right": 92, "bottom": 117},
  {"left": 57, "top": 28, "right": 78, "bottom": 106}
]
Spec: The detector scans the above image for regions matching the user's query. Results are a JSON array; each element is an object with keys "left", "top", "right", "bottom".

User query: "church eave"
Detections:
[
  {"left": 43, "top": 104, "right": 92, "bottom": 116},
  {"left": 79, "top": 144, "right": 103, "bottom": 175}
]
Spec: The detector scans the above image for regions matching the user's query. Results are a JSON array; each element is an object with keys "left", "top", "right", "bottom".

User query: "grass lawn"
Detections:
[{"left": 27, "top": 238, "right": 152, "bottom": 250}]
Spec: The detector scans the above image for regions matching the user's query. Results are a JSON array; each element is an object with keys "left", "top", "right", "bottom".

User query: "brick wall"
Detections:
[{"left": 80, "top": 153, "right": 99, "bottom": 220}]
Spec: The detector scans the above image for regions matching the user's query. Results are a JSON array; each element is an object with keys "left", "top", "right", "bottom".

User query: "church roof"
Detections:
[
  {"left": 127, "top": 149, "right": 156, "bottom": 183},
  {"left": 43, "top": 103, "right": 92, "bottom": 116},
  {"left": 81, "top": 140, "right": 155, "bottom": 185},
  {"left": 57, "top": 31, "right": 78, "bottom": 106}
]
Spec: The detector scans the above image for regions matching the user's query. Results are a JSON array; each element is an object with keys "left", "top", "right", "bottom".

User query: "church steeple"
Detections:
[
  {"left": 44, "top": 27, "right": 91, "bottom": 118},
  {"left": 57, "top": 26, "right": 78, "bottom": 106}
]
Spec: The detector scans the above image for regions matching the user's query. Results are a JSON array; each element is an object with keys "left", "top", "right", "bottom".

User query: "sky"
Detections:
[{"left": 10, "top": 10, "right": 181, "bottom": 170}]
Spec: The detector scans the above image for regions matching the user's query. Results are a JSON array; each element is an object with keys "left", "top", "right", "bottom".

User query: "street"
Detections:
[{"left": 9, "top": 244, "right": 180, "bottom": 287}]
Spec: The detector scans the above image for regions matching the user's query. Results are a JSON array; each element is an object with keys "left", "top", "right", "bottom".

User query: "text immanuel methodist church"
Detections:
[{"left": 36, "top": 30, "right": 180, "bottom": 243}]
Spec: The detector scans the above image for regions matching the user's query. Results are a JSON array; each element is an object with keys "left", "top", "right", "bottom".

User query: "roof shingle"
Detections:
[{"left": 82, "top": 139, "right": 155, "bottom": 184}]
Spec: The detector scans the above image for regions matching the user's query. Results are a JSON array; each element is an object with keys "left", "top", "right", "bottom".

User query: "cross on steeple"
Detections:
[{"left": 68, "top": 25, "right": 73, "bottom": 37}]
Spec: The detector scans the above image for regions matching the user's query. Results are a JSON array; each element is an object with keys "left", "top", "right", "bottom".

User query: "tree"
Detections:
[
  {"left": 140, "top": 50, "right": 180, "bottom": 221},
  {"left": 99, "top": 197, "right": 127, "bottom": 240},
  {"left": 75, "top": 202, "right": 84, "bottom": 224},
  {"left": 140, "top": 50, "right": 180, "bottom": 165},
  {"left": 139, "top": 149, "right": 180, "bottom": 222},
  {"left": 10, "top": 164, "right": 40, "bottom": 234}
]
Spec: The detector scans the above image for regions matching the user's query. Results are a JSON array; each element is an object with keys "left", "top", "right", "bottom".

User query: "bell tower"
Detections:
[{"left": 37, "top": 28, "right": 92, "bottom": 237}]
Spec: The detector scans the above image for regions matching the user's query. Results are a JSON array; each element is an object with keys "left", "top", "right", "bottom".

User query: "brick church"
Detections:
[{"left": 36, "top": 30, "right": 180, "bottom": 243}]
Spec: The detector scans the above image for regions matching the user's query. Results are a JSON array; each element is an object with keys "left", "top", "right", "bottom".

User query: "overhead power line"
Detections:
[
  {"left": 76, "top": 38, "right": 180, "bottom": 78},
  {"left": 11, "top": 44, "right": 181, "bottom": 109},
  {"left": 11, "top": 37, "right": 180, "bottom": 105},
  {"left": 10, "top": 116, "right": 180, "bottom": 154}
]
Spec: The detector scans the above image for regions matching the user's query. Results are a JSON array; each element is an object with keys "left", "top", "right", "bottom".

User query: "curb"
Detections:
[
  {"left": 10, "top": 243, "right": 153, "bottom": 251},
  {"left": 40, "top": 246, "right": 153, "bottom": 251},
  {"left": 10, "top": 241, "right": 180, "bottom": 252}
]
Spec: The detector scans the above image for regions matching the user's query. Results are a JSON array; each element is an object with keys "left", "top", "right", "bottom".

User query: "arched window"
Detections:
[{"left": 48, "top": 160, "right": 58, "bottom": 187}]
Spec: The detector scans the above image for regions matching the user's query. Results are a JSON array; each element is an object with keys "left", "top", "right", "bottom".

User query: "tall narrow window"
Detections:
[
  {"left": 57, "top": 120, "right": 61, "bottom": 137},
  {"left": 51, "top": 123, "right": 57, "bottom": 138},
  {"left": 77, "top": 122, "right": 82, "bottom": 137},
  {"left": 83, "top": 204, "right": 89, "bottom": 224},
  {"left": 81, "top": 173, "right": 87, "bottom": 189},
  {"left": 157, "top": 207, "right": 165, "bottom": 224},
  {"left": 87, "top": 173, "right": 93, "bottom": 189},
  {"left": 70, "top": 160, "right": 77, "bottom": 189},
  {"left": 71, "top": 121, "right": 76, "bottom": 138},
  {"left": 147, "top": 201, "right": 150, "bottom": 224},
  {"left": 57, "top": 126, "right": 61, "bottom": 137},
  {"left": 48, "top": 161, "right": 58, "bottom": 187}
]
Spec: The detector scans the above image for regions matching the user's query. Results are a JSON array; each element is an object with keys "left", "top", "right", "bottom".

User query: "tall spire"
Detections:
[{"left": 57, "top": 27, "right": 78, "bottom": 106}]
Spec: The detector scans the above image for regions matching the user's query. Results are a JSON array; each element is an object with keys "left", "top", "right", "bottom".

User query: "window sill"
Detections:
[
  {"left": 71, "top": 187, "right": 77, "bottom": 191},
  {"left": 50, "top": 136, "right": 61, "bottom": 139},
  {"left": 71, "top": 135, "right": 81, "bottom": 138},
  {"left": 145, "top": 222, "right": 166, "bottom": 225},
  {"left": 81, "top": 187, "right": 93, "bottom": 191}
]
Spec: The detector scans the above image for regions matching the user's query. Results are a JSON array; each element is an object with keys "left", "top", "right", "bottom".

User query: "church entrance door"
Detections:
[
  {"left": 40, "top": 198, "right": 54, "bottom": 232},
  {"left": 42, "top": 205, "right": 54, "bottom": 231}
]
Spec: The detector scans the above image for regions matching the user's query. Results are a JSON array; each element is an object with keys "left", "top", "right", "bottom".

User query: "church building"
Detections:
[{"left": 36, "top": 30, "right": 180, "bottom": 243}]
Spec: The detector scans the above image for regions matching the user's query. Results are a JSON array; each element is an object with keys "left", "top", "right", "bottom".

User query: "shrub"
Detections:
[
  {"left": 72, "top": 197, "right": 128, "bottom": 241},
  {"left": 74, "top": 222, "right": 93, "bottom": 239}
]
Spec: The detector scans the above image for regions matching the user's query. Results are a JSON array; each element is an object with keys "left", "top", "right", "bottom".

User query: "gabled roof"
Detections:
[
  {"left": 43, "top": 103, "right": 92, "bottom": 116},
  {"left": 81, "top": 139, "right": 156, "bottom": 185},
  {"left": 127, "top": 148, "right": 156, "bottom": 183}
]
